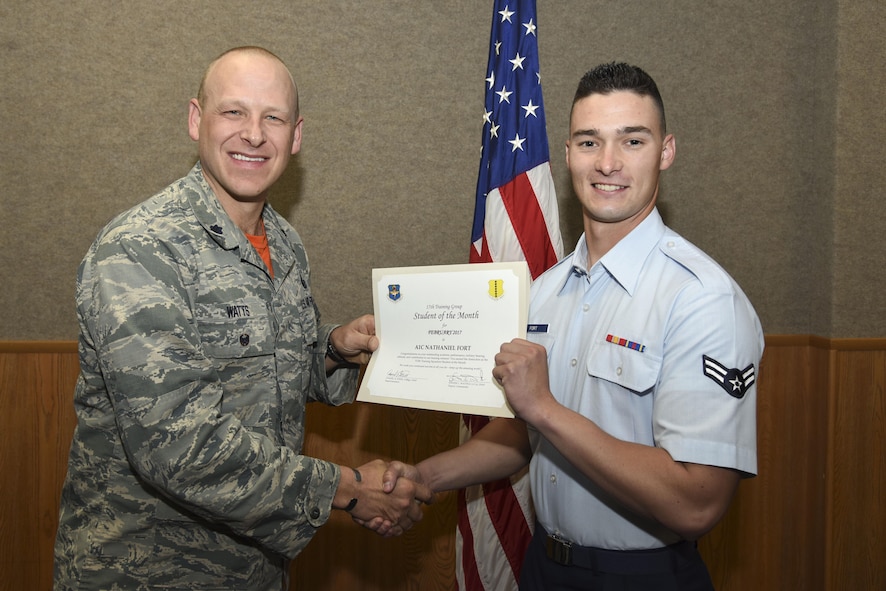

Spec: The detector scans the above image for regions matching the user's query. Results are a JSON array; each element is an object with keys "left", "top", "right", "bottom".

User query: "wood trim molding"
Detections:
[
  {"left": 764, "top": 335, "right": 886, "bottom": 350},
  {"left": 0, "top": 341, "right": 78, "bottom": 353},
  {"left": 4, "top": 337, "right": 884, "bottom": 355}
]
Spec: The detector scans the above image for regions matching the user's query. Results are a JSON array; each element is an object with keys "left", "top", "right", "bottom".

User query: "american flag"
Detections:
[
  {"left": 459, "top": 1, "right": 563, "bottom": 589},
  {"left": 469, "top": 0, "right": 562, "bottom": 276}
]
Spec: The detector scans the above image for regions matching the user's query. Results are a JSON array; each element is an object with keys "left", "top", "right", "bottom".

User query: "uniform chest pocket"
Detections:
[
  {"left": 526, "top": 330, "right": 555, "bottom": 352},
  {"left": 195, "top": 303, "right": 275, "bottom": 359},
  {"left": 586, "top": 341, "right": 662, "bottom": 394}
]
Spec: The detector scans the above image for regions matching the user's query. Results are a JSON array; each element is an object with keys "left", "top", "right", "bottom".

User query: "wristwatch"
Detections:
[
  {"left": 344, "top": 467, "right": 362, "bottom": 512},
  {"left": 326, "top": 339, "right": 358, "bottom": 367}
]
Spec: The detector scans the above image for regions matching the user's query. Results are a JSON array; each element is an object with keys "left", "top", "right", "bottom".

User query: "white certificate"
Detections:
[{"left": 357, "top": 262, "right": 529, "bottom": 418}]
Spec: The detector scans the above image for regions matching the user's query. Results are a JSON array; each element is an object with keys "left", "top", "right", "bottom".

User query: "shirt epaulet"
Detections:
[{"left": 657, "top": 230, "right": 736, "bottom": 295}]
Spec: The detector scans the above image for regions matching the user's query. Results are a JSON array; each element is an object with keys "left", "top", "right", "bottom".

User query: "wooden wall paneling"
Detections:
[
  {"left": 0, "top": 346, "right": 78, "bottom": 591},
  {"left": 769, "top": 342, "right": 829, "bottom": 588},
  {"left": 0, "top": 352, "right": 40, "bottom": 590},
  {"left": 699, "top": 340, "right": 829, "bottom": 590},
  {"left": 291, "top": 401, "right": 459, "bottom": 591},
  {"left": 826, "top": 348, "right": 885, "bottom": 590},
  {"left": 3, "top": 339, "right": 884, "bottom": 590},
  {"left": 37, "top": 352, "right": 79, "bottom": 589}
]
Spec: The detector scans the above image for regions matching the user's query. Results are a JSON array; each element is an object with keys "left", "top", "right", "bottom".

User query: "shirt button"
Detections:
[
  {"left": 550, "top": 473, "right": 557, "bottom": 484},
  {"left": 667, "top": 241, "right": 676, "bottom": 249},
  {"left": 310, "top": 507, "right": 320, "bottom": 519},
  {"left": 570, "top": 358, "right": 577, "bottom": 367},
  {"left": 239, "top": 333, "right": 250, "bottom": 346},
  {"left": 616, "top": 367, "right": 623, "bottom": 376},
  {"left": 582, "top": 303, "right": 590, "bottom": 312}
]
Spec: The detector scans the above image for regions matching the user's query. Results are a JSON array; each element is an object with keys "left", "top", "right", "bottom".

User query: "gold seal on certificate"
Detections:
[{"left": 357, "top": 262, "right": 530, "bottom": 418}]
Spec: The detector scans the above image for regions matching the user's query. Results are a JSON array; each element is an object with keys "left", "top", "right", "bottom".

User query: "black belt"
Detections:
[{"left": 539, "top": 524, "right": 697, "bottom": 575}]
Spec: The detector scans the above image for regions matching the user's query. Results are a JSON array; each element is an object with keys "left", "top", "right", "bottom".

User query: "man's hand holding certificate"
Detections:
[{"left": 357, "top": 262, "right": 529, "bottom": 418}]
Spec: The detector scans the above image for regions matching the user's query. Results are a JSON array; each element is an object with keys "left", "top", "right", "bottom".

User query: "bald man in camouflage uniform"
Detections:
[{"left": 54, "top": 47, "right": 429, "bottom": 591}]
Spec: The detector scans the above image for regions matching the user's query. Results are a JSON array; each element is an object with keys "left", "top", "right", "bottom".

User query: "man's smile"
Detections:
[
  {"left": 593, "top": 183, "right": 627, "bottom": 191},
  {"left": 231, "top": 153, "right": 267, "bottom": 163}
]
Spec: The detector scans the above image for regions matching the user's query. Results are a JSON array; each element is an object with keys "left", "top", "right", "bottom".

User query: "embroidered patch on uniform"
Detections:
[
  {"left": 225, "top": 304, "right": 251, "bottom": 318},
  {"left": 702, "top": 355, "right": 756, "bottom": 399},
  {"left": 210, "top": 224, "right": 223, "bottom": 234},
  {"left": 387, "top": 284, "right": 401, "bottom": 302},
  {"left": 606, "top": 334, "right": 646, "bottom": 352}
]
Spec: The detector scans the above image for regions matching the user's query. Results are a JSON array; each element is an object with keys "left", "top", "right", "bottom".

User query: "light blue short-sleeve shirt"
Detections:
[{"left": 528, "top": 208, "right": 763, "bottom": 550}]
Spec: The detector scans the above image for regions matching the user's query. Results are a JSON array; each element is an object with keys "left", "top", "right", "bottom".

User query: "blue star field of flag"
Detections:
[{"left": 472, "top": 0, "right": 552, "bottom": 246}]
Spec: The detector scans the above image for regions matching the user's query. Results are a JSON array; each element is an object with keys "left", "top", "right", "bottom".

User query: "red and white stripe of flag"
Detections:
[{"left": 470, "top": 162, "right": 562, "bottom": 279}]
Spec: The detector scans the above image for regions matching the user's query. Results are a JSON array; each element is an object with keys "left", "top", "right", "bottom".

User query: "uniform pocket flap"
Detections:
[{"left": 586, "top": 341, "right": 661, "bottom": 394}]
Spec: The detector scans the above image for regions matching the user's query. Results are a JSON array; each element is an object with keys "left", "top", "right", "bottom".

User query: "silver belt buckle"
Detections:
[{"left": 545, "top": 533, "right": 573, "bottom": 566}]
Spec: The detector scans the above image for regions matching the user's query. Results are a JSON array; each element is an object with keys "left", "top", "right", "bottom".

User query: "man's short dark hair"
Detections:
[{"left": 572, "top": 62, "right": 667, "bottom": 133}]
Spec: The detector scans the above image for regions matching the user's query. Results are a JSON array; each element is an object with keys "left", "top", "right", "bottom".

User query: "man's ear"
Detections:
[
  {"left": 187, "top": 99, "right": 201, "bottom": 142},
  {"left": 660, "top": 134, "right": 676, "bottom": 171},
  {"left": 290, "top": 117, "right": 304, "bottom": 155}
]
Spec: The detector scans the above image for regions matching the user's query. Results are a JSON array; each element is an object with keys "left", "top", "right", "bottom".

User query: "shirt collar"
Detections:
[
  {"left": 185, "top": 162, "right": 242, "bottom": 251},
  {"left": 564, "top": 208, "right": 666, "bottom": 296},
  {"left": 187, "top": 162, "right": 287, "bottom": 250}
]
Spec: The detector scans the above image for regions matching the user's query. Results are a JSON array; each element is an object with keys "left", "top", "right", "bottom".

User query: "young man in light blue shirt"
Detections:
[{"left": 384, "top": 62, "right": 763, "bottom": 590}]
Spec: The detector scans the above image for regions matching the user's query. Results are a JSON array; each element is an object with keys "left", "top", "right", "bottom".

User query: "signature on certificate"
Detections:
[
  {"left": 385, "top": 369, "right": 423, "bottom": 383},
  {"left": 446, "top": 369, "right": 487, "bottom": 388}
]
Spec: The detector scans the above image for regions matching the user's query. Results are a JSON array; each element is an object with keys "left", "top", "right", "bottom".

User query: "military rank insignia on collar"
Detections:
[{"left": 702, "top": 355, "right": 756, "bottom": 399}]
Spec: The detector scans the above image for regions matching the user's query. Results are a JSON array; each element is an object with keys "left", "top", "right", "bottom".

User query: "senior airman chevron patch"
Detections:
[{"left": 702, "top": 355, "right": 756, "bottom": 399}]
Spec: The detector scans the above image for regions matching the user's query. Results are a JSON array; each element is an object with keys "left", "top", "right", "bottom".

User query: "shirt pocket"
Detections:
[
  {"left": 195, "top": 300, "right": 275, "bottom": 359},
  {"left": 194, "top": 301, "right": 278, "bottom": 435},
  {"left": 526, "top": 330, "right": 555, "bottom": 357},
  {"left": 586, "top": 340, "right": 661, "bottom": 395}
]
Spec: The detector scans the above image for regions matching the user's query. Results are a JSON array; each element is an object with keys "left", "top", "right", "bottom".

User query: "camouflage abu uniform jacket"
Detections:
[{"left": 54, "top": 163, "right": 359, "bottom": 591}]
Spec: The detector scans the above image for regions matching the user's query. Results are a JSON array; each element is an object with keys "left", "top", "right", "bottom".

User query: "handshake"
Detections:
[{"left": 337, "top": 459, "right": 429, "bottom": 538}]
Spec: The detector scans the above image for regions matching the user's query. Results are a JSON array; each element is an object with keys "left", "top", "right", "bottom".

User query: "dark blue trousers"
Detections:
[{"left": 519, "top": 523, "right": 716, "bottom": 591}]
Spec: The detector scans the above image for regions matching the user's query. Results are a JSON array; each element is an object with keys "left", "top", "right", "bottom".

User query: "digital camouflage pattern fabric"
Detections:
[{"left": 54, "top": 164, "right": 359, "bottom": 590}]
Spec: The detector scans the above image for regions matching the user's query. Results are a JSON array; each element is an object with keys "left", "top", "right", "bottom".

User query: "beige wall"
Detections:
[{"left": 1, "top": 0, "right": 883, "bottom": 339}]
